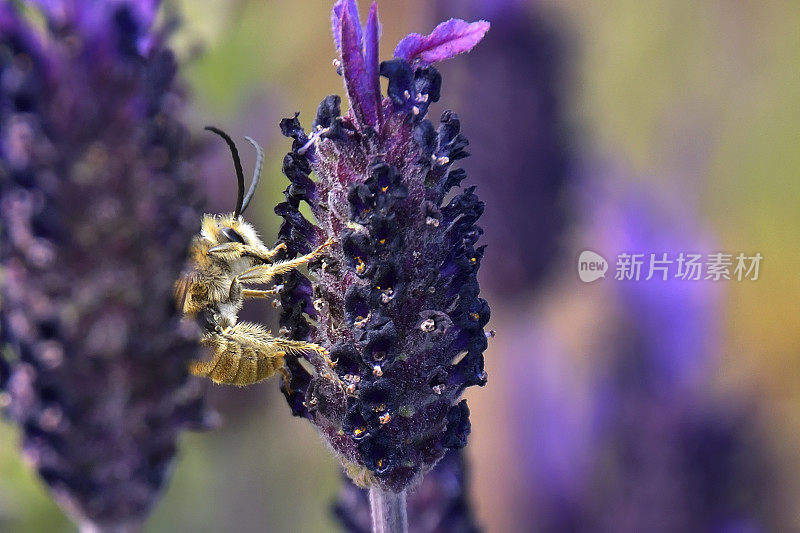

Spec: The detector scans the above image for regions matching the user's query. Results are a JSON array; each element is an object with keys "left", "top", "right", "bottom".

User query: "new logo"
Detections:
[{"left": 578, "top": 250, "right": 608, "bottom": 283}]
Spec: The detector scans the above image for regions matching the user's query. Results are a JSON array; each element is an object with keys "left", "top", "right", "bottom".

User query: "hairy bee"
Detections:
[{"left": 176, "top": 127, "right": 334, "bottom": 387}]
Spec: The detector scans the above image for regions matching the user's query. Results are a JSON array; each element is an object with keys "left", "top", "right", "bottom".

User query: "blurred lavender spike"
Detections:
[
  {"left": 275, "top": 0, "right": 490, "bottom": 495},
  {"left": 0, "top": 1, "right": 212, "bottom": 529},
  {"left": 335, "top": 448, "right": 481, "bottom": 533},
  {"left": 584, "top": 186, "right": 781, "bottom": 533},
  {"left": 435, "top": 0, "right": 574, "bottom": 299},
  {"left": 506, "top": 181, "right": 782, "bottom": 531}
]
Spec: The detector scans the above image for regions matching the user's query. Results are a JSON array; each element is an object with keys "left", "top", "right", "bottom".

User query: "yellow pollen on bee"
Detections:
[
  {"left": 379, "top": 239, "right": 386, "bottom": 245},
  {"left": 470, "top": 313, "right": 480, "bottom": 320},
  {"left": 376, "top": 458, "right": 386, "bottom": 468},
  {"left": 381, "top": 186, "right": 389, "bottom": 192},
  {"left": 354, "top": 427, "right": 366, "bottom": 437},
  {"left": 470, "top": 257, "right": 477, "bottom": 263}
]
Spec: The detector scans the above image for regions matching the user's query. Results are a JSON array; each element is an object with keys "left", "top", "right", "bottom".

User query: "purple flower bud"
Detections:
[
  {"left": 0, "top": 1, "right": 211, "bottom": 528},
  {"left": 274, "top": 0, "right": 490, "bottom": 493}
]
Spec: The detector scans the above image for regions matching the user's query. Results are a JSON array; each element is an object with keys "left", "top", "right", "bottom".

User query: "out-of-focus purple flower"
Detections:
[
  {"left": 589, "top": 180, "right": 721, "bottom": 399},
  {"left": 334, "top": 448, "right": 481, "bottom": 533},
  {"left": 435, "top": 0, "right": 574, "bottom": 298},
  {"left": 274, "top": 0, "right": 489, "bottom": 493},
  {"left": 505, "top": 179, "right": 780, "bottom": 531},
  {"left": 584, "top": 186, "right": 778, "bottom": 533},
  {"left": 0, "top": 1, "right": 211, "bottom": 529}
]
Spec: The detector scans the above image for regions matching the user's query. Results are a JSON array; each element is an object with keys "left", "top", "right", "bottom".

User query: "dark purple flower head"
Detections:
[
  {"left": 0, "top": 0, "right": 210, "bottom": 528},
  {"left": 274, "top": 0, "right": 489, "bottom": 493}
]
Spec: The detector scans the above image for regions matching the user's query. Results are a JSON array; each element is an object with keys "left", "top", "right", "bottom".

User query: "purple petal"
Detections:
[
  {"left": 364, "top": 2, "right": 382, "bottom": 126},
  {"left": 394, "top": 19, "right": 490, "bottom": 66},
  {"left": 340, "top": 4, "right": 378, "bottom": 128},
  {"left": 331, "top": 0, "right": 362, "bottom": 52},
  {"left": 331, "top": 3, "right": 343, "bottom": 50}
]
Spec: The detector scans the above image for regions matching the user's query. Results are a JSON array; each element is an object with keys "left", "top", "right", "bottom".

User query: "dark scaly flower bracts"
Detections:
[
  {"left": 275, "top": 0, "right": 490, "bottom": 494},
  {"left": 0, "top": 1, "right": 210, "bottom": 529}
]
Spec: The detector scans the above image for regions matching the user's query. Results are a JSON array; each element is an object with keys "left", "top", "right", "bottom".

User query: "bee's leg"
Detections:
[
  {"left": 207, "top": 242, "right": 288, "bottom": 262},
  {"left": 242, "top": 242, "right": 287, "bottom": 262},
  {"left": 236, "top": 238, "right": 334, "bottom": 285},
  {"left": 278, "top": 364, "right": 293, "bottom": 395},
  {"left": 265, "top": 335, "right": 331, "bottom": 367},
  {"left": 241, "top": 288, "right": 280, "bottom": 299},
  {"left": 268, "top": 337, "right": 340, "bottom": 386}
]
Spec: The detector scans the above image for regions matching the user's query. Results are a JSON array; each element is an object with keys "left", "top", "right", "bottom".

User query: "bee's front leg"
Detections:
[
  {"left": 238, "top": 242, "right": 287, "bottom": 262},
  {"left": 207, "top": 242, "right": 287, "bottom": 262},
  {"left": 236, "top": 239, "right": 334, "bottom": 285}
]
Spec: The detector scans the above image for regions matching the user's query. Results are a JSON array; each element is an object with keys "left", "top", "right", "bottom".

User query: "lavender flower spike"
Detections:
[
  {"left": 0, "top": 1, "right": 210, "bottom": 530},
  {"left": 275, "top": 0, "right": 490, "bottom": 506}
]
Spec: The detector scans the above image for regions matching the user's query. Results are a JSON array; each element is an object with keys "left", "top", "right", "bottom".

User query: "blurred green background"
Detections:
[{"left": 1, "top": 0, "right": 799, "bottom": 531}]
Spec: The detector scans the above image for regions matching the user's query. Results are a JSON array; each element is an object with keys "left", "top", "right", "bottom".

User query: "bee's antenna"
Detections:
[
  {"left": 240, "top": 136, "right": 263, "bottom": 214},
  {"left": 205, "top": 126, "right": 245, "bottom": 218}
]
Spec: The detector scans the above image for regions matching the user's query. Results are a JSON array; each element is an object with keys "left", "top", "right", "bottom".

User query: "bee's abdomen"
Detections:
[{"left": 190, "top": 322, "right": 285, "bottom": 386}]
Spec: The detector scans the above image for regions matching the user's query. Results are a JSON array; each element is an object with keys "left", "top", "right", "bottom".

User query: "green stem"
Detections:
[{"left": 369, "top": 487, "right": 408, "bottom": 533}]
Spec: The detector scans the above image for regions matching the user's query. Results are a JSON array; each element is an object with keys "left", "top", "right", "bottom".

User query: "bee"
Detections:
[{"left": 176, "top": 126, "right": 334, "bottom": 387}]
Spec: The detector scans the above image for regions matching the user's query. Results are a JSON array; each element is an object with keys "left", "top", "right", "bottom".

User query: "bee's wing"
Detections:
[{"left": 174, "top": 269, "right": 200, "bottom": 313}]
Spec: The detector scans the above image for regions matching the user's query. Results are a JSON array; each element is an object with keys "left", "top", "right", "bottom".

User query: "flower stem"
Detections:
[
  {"left": 78, "top": 520, "right": 141, "bottom": 533},
  {"left": 369, "top": 487, "right": 408, "bottom": 533}
]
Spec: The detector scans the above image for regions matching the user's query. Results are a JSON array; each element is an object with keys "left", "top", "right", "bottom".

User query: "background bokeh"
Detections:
[{"left": 1, "top": 0, "right": 799, "bottom": 531}]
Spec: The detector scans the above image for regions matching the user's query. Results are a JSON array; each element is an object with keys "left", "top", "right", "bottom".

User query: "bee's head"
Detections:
[
  {"left": 201, "top": 126, "right": 265, "bottom": 259},
  {"left": 201, "top": 214, "right": 260, "bottom": 251}
]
